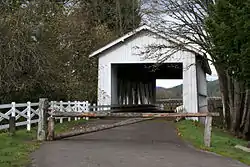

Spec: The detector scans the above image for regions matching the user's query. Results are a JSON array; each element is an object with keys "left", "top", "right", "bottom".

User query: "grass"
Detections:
[
  {"left": 176, "top": 120, "right": 250, "bottom": 165},
  {"left": 0, "top": 119, "right": 87, "bottom": 167},
  {"left": 54, "top": 118, "right": 87, "bottom": 133},
  {"left": 0, "top": 129, "right": 40, "bottom": 167}
]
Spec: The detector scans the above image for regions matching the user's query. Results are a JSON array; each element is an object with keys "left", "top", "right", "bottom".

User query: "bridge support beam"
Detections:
[{"left": 116, "top": 79, "right": 155, "bottom": 105}]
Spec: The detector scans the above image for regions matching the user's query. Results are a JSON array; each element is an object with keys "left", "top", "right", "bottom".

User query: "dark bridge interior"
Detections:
[
  {"left": 111, "top": 63, "right": 183, "bottom": 105},
  {"left": 114, "top": 63, "right": 183, "bottom": 81}
]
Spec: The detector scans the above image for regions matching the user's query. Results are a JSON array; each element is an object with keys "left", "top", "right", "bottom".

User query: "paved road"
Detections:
[{"left": 30, "top": 119, "right": 248, "bottom": 167}]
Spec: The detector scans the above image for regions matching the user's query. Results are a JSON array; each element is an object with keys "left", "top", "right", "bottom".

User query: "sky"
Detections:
[{"left": 156, "top": 62, "right": 218, "bottom": 88}]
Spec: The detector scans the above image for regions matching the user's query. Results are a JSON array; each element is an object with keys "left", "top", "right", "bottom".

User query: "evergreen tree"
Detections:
[
  {"left": 206, "top": 0, "right": 250, "bottom": 138},
  {"left": 0, "top": 0, "right": 142, "bottom": 103}
]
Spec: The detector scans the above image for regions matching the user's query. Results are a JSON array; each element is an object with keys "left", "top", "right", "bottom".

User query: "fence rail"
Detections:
[
  {"left": 0, "top": 100, "right": 94, "bottom": 131},
  {"left": 1, "top": 97, "right": 222, "bottom": 132},
  {"left": 48, "top": 106, "right": 219, "bottom": 147}
]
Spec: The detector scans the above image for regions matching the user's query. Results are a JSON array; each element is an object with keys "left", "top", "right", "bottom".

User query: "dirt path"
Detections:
[{"left": 30, "top": 119, "right": 248, "bottom": 167}]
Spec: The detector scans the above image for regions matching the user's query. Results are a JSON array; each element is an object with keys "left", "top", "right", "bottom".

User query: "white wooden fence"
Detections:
[{"left": 0, "top": 100, "right": 93, "bottom": 131}]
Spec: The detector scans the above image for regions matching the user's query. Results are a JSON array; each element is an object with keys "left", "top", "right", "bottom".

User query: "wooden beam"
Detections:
[
  {"left": 139, "top": 82, "right": 144, "bottom": 105},
  {"left": 83, "top": 104, "right": 157, "bottom": 109},
  {"left": 134, "top": 82, "right": 139, "bottom": 105},
  {"left": 37, "top": 98, "right": 49, "bottom": 141},
  {"left": 148, "top": 82, "right": 153, "bottom": 104},
  {"left": 204, "top": 116, "right": 212, "bottom": 147},
  {"left": 9, "top": 116, "right": 15, "bottom": 136},
  {"left": 152, "top": 79, "right": 156, "bottom": 104},
  {"left": 144, "top": 83, "right": 149, "bottom": 104},
  {"left": 47, "top": 117, "right": 55, "bottom": 141},
  {"left": 128, "top": 81, "right": 133, "bottom": 105},
  {"left": 117, "top": 79, "right": 121, "bottom": 105},
  {"left": 124, "top": 80, "right": 128, "bottom": 105},
  {"left": 119, "top": 79, "right": 123, "bottom": 105},
  {"left": 54, "top": 118, "right": 152, "bottom": 140},
  {"left": 50, "top": 111, "right": 220, "bottom": 118}
]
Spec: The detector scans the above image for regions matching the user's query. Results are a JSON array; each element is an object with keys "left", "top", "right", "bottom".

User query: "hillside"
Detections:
[{"left": 156, "top": 80, "right": 220, "bottom": 99}]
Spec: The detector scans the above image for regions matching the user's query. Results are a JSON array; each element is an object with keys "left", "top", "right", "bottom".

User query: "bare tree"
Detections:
[{"left": 141, "top": 0, "right": 250, "bottom": 138}]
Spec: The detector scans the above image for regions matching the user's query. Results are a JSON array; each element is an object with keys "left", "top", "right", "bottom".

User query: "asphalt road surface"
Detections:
[{"left": 30, "top": 119, "right": 248, "bottom": 167}]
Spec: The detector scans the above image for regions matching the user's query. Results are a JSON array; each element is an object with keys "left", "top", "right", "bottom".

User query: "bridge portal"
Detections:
[
  {"left": 111, "top": 63, "right": 182, "bottom": 105},
  {"left": 89, "top": 25, "right": 211, "bottom": 118}
]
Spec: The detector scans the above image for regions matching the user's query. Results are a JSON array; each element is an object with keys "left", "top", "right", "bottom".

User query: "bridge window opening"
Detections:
[{"left": 111, "top": 63, "right": 183, "bottom": 107}]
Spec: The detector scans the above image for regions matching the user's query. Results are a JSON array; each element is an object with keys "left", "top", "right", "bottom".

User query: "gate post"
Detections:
[
  {"left": 9, "top": 102, "right": 16, "bottom": 136},
  {"left": 37, "top": 98, "right": 49, "bottom": 141},
  {"left": 204, "top": 116, "right": 212, "bottom": 147},
  {"left": 47, "top": 116, "right": 55, "bottom": 141}
]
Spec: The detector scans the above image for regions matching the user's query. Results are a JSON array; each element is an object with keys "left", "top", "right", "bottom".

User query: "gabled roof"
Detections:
[
  {"left": 89, "top": 24, "right": 211, "bottom": 74},
  {"left": 90, "top": 25, "right": 199, "bottom": 57},
  {"left": 89, "top": 25, "right": 152, "bottom": 57}
]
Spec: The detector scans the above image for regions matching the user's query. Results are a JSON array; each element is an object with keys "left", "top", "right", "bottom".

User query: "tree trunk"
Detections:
[
  {"left": 213, "top": 65, "right": 249, "bottom": 138},
  {"left": 233, "top": 79, "right": 244, "bottom": 136},
  {"left": 116, "top": 0, "right": 123, "bottom": 35},
  {"left": 240, "top": 89, "right": 250, "bottom": 138},
  {"left": 215, "top": 64, "right": 231, "bottom": 129},
  {"left": 243, "top": 93, "right": 250, "bottom": 140},
  {"left": 226, "top": 72, "right": 236, "bottom": 132},
  {"left": 240, "top": 89, "right": 249, "bottom": 129}
]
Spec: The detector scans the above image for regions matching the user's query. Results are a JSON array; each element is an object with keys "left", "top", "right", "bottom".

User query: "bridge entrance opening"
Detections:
[
  {"left": 111, "top": 63, "right": 183, "bottom": 106},
  {"left": 156, "top": 78, "right": 183, "bottom": 112}
]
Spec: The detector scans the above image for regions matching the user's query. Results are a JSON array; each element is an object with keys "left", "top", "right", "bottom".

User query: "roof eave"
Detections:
[{"left": 89, "top": 25, "right": 150, "bottom": 58}]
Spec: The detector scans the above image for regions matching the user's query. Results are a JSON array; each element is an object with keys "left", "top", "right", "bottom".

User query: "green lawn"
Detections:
[
  {"left": 176, "top": 120, "right": 250, "bottom": 165},
  {"left": 0, "top": 119, "right": 87, "bottom": 167}
]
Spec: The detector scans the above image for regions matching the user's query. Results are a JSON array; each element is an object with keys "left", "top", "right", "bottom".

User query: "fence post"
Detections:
[
  {"left": 74, "top": 101, "right": 77, "bottom": 121},
  {"left": 93, "top": 103, "right": 96, "bottom": 112},
  {"left": 51, "top": 101, "right": 56, "bottom": 122},
  {"left": 27, "top": 102, "right": 31, "bottom": 131},
  {"left": 85, "top": 101, "right": 89, "bottom": 120},
  {"left": 47, "top": 116, "right": 55, "bottom": 141},
  {"left": 78, "top": 101, "right": 81, "bottom": 120},
  {"left": 60, "top": 101, "right": 63, "bottom": 123},
  {"left": 9, "top": 102, "right": 16, "bottom": 136},
  {"left": 37, "top": 98, "right": 49, "bottom": 141},
  {"left": 204, "top": 116, "right": 212, "bottom": 147},
  {"left": 67, "top": 101, "right": 71, "bottom": 122}
]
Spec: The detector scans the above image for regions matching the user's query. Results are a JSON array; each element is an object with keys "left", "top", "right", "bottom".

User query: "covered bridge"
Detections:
[{"left": 89, "top": 25, "right": 211, "bottom": 115}]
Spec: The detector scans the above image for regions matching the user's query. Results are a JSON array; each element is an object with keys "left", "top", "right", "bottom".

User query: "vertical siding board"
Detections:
[
  {"left": 183, "top": 52, "right": 198, "bottom": 120},
  {"left": 111, "top": 65, "right": 118, "bottom": 105},
  {"left": 197, "top": 59, "right": 208, "bottom": 123}
]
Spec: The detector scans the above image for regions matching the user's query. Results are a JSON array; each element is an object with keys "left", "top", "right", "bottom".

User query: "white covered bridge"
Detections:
[{"left": 89, "top": 25, "right": 211, "bottom": 115}]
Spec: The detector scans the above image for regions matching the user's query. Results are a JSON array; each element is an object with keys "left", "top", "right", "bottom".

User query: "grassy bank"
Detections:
[
  {"left": 0, "top": 119, "right": 87, "bottom": 167},
  {"left": 176, "top": 120, "right": 250, "bottom": 165}
]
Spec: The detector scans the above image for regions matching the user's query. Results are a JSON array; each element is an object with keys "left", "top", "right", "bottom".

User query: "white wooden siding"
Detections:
[
  {"left": 111, "top": 65, "right": 118, "bottom": 105},
  {"left": 98, "top": 30, "right": 186, "bottom": 105},
  {"left": 182, "top": 52, "right": 198, "bottom": 118},
  {"left": 97, "top": 30, "right": 204, "bottom": 116},
  {"left": 98, "top": 31, "right": 185, "bottom": 64},
  {"left": 196, "top": 60, "right": 208, "bottom": 122}
]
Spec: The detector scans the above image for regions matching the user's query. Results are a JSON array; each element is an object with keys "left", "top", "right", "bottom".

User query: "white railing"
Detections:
[
  {"left": 0, "top": 102, "right": 39, "bottom": 131},
  {"left": 0, "top": 100, "right": 94, "bottom": 131},
  {"left": 49, "top": 101, "right": 91, "bottom": 122}
]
